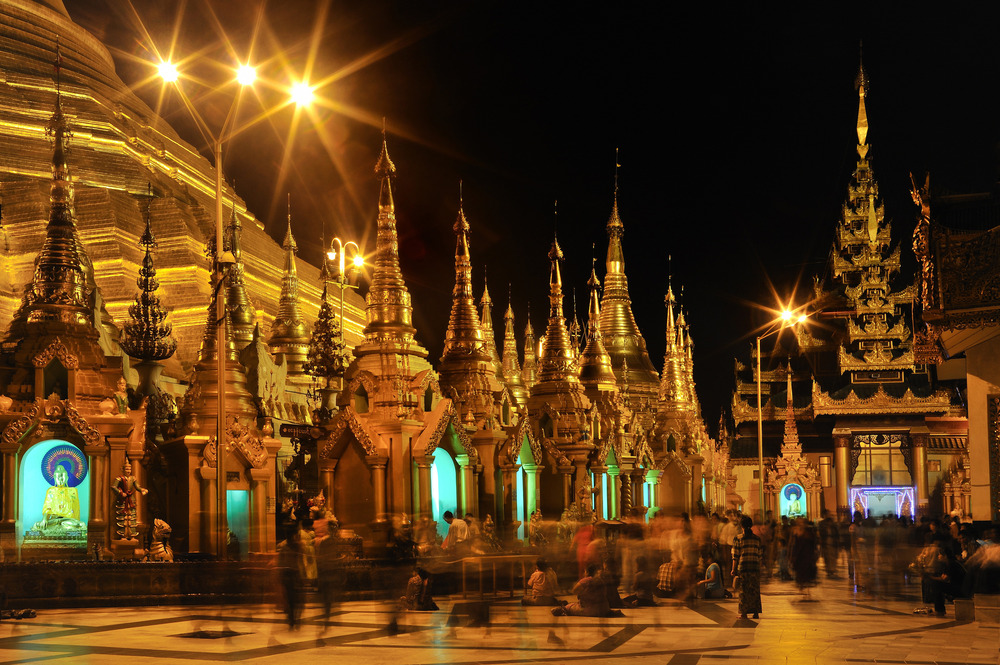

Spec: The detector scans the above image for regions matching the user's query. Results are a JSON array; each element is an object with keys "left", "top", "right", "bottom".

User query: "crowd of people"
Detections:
[{"left": 272, "top": 501, "right": 1000, "bottom": 628}]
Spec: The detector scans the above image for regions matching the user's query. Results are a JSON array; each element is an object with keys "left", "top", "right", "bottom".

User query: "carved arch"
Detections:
[{"left": 32, "top": 338, "right": 80, "bottom": 370}]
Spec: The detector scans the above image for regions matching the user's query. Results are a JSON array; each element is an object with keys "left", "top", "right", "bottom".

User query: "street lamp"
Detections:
[
  {"left": 326, "top": 238, "right": 363, "bottom": 347},
  {"left": 158, "top": 60, "right": 314, "bottom": 558},
  {"left": 755, "top": 309, "right": 808, "bottom": 520}
]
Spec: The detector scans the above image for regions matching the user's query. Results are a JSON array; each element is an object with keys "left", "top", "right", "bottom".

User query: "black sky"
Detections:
[{"left": 69, "top": 1, "right": 1000, "bottom": 432}]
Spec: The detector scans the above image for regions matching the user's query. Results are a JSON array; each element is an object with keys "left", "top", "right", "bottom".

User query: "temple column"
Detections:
[
  {"left": 833, "top": 428, "right": 851, "bottom": 518},
  {"left": 472, "top": 465, "right": 482, "bottom": 517},
  {"left": 645, "top": 469, "right": 662, "bottom": 518},
  {"left": 456, "top": 454, "right": 473, "bottom": 517},
  {"left": 522, "top": 463, "right": 541, "bottom": 519},
  {"left": 607, "top": 467, "right": 620, "bottom": 519},
  {"left": 369, "top": 456, "right": 388, "bottom": 522},
  {"left": 321, "top": 459, "right": 337, "bottom": 517},
  {"left": 414, "top": 458, "right": 432, "bottom": 520},
  {"left": 1, "top": 449, "right": 15, "bottom": 524},
  {"left": 500, "top": 464, "right": 519, "bottom": 537},
  {"left": 248, "top": 468, "right": 271, "bottom": 553},
  {"left": 196, "top": 465, "right": 216, "bottom": 554},
  {"left": 558, "top": 465, "right": 574, "bottom": 512},
  {"left": 591, "top": 466, "right": 607, "bottom": 519},
  {"left": 910, "top": 428, "right": 929, "bottom": 512}
]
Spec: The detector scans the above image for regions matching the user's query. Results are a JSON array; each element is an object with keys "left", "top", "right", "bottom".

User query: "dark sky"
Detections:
[{"left": 69, "top": 1, "right": 1000, "bottom": 433}]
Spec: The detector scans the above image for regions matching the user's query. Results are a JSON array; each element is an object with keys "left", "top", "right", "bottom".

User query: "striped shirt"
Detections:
[{"left": 732, "top": 532, "right": 763, "bottom": 574}]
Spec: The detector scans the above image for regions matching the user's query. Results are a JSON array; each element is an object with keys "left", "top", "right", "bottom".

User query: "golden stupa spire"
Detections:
[
  {"left": 578, "top": 252, "right": 617, "bottom": 391},
  {"left": 659, "top": 281, "right": 688, "bottom": 408},
  {"left": 599, "top": 149, "right": 659, "bottom": 396},
  {"left": 440, "top": 182, "right": 488, "bottom": 364},
  {"left": 363, "top": 124, "right": 419, "bottom": 344},
  {"left": 225, "top": 199, "right": 255, "bottom": 347},
  {"left": 538, "top": 225, "right": 579, "bottom": 384},
  {"left": 783, "top": 361, "right": 800, "bottom": 448},
  {"left": 522, "top": 301, "right": 538, "bottom": 389},
  {"left": 502, "top": 286, "right": 528, "bottom": 408},
  {"left": 480, "top": 267, "right": 504, "bottom": 380},
  {"left": 267, "top": 193, "right": 309, "bottom": 374},
  {"left": 856, "top": 47, "right": 869, "bottom": 158},
  {"left": 438, "top": 183, "right": 497, "bottom": 422}
]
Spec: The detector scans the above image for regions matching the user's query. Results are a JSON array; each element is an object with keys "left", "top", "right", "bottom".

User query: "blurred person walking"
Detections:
[{"left": 732, "top": 515, "right": 763, "bottom": 619}]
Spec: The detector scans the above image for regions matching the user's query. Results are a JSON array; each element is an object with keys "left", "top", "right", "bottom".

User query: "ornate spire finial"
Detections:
[
  {"left": 121, "top": 189, "right": 177, "bottom": 362},
  {"left": 855, "top": 47, "right": 870, "bottom": 154},
  {"left": 501, "top": 284, "right": 527, "bottom": 407},
  {"left": 269, "top": 192, "right": 309, "bottom": 372}
]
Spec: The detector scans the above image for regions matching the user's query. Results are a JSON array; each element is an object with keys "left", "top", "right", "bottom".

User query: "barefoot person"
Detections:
[{"left": 732, "top": 515, "right": 763, "bottom": 619}]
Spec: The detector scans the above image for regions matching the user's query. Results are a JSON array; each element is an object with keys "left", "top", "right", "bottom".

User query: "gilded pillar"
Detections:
[
  {"left": 645, "top": 469, "right": 662, "bottom": 517},
  {"left": 499, "top": 464, "right": 518, "bottom": 530},
  {"left": 606, "top": 467, "right": 620, "bottom": 519},
  {"left": 322, "top": 460, "right": 337, "bottom": 517},
  {"left": 523, "top": 464, "right": 541, "bottom": 518},
  {"left": 370, "top": 457, "right": 388, "bottom": 522},
  {"left": 414, "top": 458, "right": 432, "bottom": 520},
  {"left": 910, "top": 428, "right": 929, "bottom": 510},
  {"left": 456, "top": 454, "right": 472, "bottom": 516},
  {"left": 248, "top": 468, "right": 270, "bottom": 553},
  {"left": 2, "top": 450, "right": 16, "bottom": 524},
  {"left": 196, "top": 465, "right": 216, "bottom": 554},
  {"left": 833, "top": 429, "right": 851, "bottom": 517},
  {"left": 591, "top": 465, "right": 607, "bottom": 519},
  {"left": 558, "top": 465, "right": 574, "bottom": 512}
]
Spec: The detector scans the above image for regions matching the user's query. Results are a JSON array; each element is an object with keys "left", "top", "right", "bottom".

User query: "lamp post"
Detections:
[
  {"left": 327, "top": 238, "right": 363, "bottom": 348},
  {"left": 755, "top": 309, "right": 807, "bottom": 521},
  {"left": 158, "top": 60, "right": 314, "bottom": 558}
]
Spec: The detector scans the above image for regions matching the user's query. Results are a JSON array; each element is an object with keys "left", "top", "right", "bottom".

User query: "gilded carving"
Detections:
[
  {"left": 812, "top": 381, "right": 950, "bottom": 415},
  {"left": 31, "top": 337, "right": 80, "bottom": 369}
]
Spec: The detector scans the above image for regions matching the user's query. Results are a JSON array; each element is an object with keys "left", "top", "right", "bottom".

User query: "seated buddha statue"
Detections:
[{"left": 34, "top": 463, "right": 83, "bottom": 531}]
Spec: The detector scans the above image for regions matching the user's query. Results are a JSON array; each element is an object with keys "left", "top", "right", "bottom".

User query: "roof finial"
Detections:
[
  {"left": 614, "top": 147, "right": 620, "bottom": 195},
  {"left": 553, "top": 199, "right": 558, "bottom": 237}
]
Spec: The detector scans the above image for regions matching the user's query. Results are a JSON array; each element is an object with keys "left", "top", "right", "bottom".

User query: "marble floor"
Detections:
[{"left": 0, "top": 578, "right": 996, "bottom": 664}]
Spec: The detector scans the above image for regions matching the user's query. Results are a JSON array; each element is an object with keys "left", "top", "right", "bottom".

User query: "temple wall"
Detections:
[{"left": 964, "top": 335, "right": 1000, "bottom": 521}]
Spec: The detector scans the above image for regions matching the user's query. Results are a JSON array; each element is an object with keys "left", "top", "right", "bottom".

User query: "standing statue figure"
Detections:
[{"left": 114, "top": 459, "right": 148, "bottom": 540}]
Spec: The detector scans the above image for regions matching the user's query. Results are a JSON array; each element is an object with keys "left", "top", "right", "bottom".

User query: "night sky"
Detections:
[{"left": 69, "top": 1, "right": 1000, "bottom": 432}]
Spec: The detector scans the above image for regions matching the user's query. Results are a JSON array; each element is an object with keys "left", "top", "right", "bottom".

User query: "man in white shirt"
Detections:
[{"left": 442, "top": 511, "right": 469, "bottom": 552}]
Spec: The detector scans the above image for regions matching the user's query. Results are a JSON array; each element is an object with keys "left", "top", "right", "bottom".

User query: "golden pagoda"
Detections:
[
  {"left": 479, "top": 275, "right": 505, "bottom": 385},
  {"left": 316, "top": 134, "right": 483, "bottom": 537},
  {"left": 525, "top": 235, "right": 594, "bottom": 517},
  {"left": 521, "top": 307, "right": 539, "bottom": 390},
  {"left": 266, "top": 201, "right": 310, "bottom": 376},
  {"left": 501, "top": 297, "right": 529, "bottom": 410},
  {"left": 0, "top": 59, "right": 137, "bottom": 558},
  {"left": 599, "top": 181, "right": 659, "bottom": 423}
]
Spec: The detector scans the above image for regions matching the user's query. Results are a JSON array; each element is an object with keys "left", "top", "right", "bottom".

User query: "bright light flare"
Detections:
[
  {"left": 157, "top": 61, "right": 179, "bottom": 83},
  {"left": 781, "top": 310, "right": 793, "bottom": 322},
  {"left": 352, "top": 254, "right": 364, "bottom": 268},
  {"left": 797, "top": 314, "right": 808, "bottom": 324},
  {"left": 236, "top": 64, "right": 257, "bottom": 86},
  {"left": 290, "top": 82, "right": 315, "bottom": 107}
]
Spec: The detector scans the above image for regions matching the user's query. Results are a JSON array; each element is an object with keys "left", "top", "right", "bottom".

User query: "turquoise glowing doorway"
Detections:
[
  {"left": 431, "top": 447, "right": 458, "bottom": 540},
  {"left": 19, "top": 439, "right": 90, "bottom": 550},
  {"left": 226, "top": 490, "right": 250, "bottom": 559}
]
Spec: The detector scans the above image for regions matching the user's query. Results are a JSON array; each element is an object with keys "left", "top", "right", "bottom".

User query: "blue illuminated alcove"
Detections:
[
  {"left": 430, "top": 446, "right": 458, "bottom": 539},
  {"left": 19, "top": 439, "right": 90, "bottom": 548},
  {"left": 226, "top": 490, "right": 250, "bottom": 559}
]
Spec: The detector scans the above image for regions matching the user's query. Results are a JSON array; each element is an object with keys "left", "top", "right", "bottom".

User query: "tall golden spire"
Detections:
[
  {"left": 598, "top": 152, "right": 659, "bottom": 397},
  {"left": 363, "top": 127, "right": 419, "bottom": 344},
  {"left": 502, "top": 291, "right": 528, "bottom": 408},
  {"left": 267, "top": 195, "right": 309, "bottom": 374},
  {"left": 783, "top": 362, "right": 799, "bottom": 446},
  {"left": 521, "top": 303, "right": 538, "bottom": 389},
  {"left": 568, "top": 289, "right": 581, "bottom": 359},
  {"left": 225, "top": 201, "right": 255, "bottom": 348},
  {"left": 480, "top": 270, "right": 504, "bottom": 380},
  {"left": 659, "top": 284, "right": 687, "bottom": 407},
  {"left": 578, "top": 256, "right": 617, "bottom": 392},
  {"left": 537, "top": 233, "right": 578, "bottom": 384}
]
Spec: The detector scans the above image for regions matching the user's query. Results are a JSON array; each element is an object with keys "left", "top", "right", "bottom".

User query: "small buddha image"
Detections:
[
  {"left": 783, "top": 484, "right": 804, "bottom": 518},
  {"left": 34, "top": 462, "right": 83, "bottom": 531}
]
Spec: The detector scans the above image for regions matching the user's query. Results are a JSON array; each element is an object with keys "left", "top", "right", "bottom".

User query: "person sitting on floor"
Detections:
[
  {"left": 522, "top": 557, "right": 561, "bottom": 606},
  {"left": 696, "top": 551, "right": 728, "bottom": 599},
  {"left": 599, "top": 557, "right": 626, "bottom": 608},
  {"left": 552, "top": 564, "right": 624, "bottom": 617},
  {"left": 655, "top": 551, "right": 676, "bottom": 598},
  {"left": 400, "top": 567, "right": 438, "bottom": 611},
  {"left": 623, "top": 556, "right": 657, "bottom": 607}
]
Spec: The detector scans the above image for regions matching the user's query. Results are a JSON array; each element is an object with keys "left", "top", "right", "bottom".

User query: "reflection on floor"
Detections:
[{"left": 0, "top": 577, "right": 996, "bottom": 664}]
